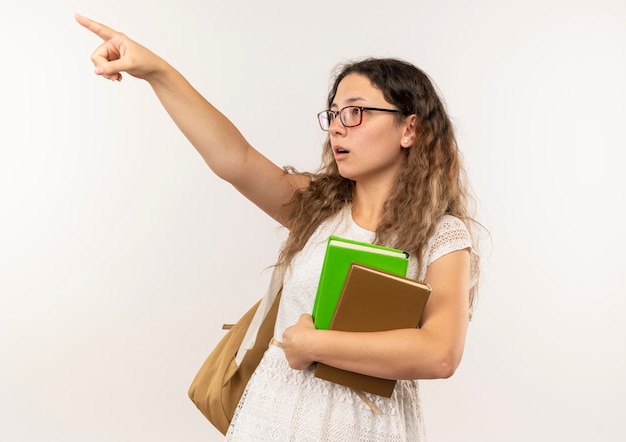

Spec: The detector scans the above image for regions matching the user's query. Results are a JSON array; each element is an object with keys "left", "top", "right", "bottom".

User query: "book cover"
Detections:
[
  {"left": 312, "top": 236, "right": 410, "bottom": 331},
  {"left": 314, "top": 263, "right": 431, "bottom": 397}
]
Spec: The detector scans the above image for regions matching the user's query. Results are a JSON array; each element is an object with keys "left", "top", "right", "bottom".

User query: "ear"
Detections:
[{"left": 400, "top": 114, "right": 418, "bottom": 148}]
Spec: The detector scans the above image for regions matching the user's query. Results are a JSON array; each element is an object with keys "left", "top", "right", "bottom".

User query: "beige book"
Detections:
[{"left": 314, "top": 263, "right": 431, "bottom": 397}]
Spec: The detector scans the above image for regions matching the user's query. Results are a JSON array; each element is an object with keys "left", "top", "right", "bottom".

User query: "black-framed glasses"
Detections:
[{"left": 317, "top": 106, "right": 400, "bottom": 131}]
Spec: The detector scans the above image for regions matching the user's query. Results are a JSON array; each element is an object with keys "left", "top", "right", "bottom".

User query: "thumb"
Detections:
[
  {"left": 95, "top": 62, "right": 123, "bottom": 82},
  {"left": 298, "top": 313, "right": 314, "bottom": 325}
]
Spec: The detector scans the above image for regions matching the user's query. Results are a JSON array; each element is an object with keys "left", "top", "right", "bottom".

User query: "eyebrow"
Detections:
[{"left": 330, "top": 96, "right": 367, "bottom": 109}]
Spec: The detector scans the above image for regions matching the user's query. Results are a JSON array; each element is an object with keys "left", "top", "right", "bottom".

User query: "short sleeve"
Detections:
[{"left": 420, "top": 215, "right": 479, "bottom": 288}]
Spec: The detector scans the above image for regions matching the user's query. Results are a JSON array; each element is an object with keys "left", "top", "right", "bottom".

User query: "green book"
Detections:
[{"left": 312, "top": 236, "right": 410, "bottom": 330}]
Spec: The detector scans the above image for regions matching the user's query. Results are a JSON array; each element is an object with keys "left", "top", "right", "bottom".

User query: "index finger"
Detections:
[{"left": 75, "top": 13, "right": 118, "bottom": 41}]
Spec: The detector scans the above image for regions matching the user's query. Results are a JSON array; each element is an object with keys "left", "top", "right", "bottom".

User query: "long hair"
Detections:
[{"left": 278, "top": 58, "right": 479, "bottom": 308}]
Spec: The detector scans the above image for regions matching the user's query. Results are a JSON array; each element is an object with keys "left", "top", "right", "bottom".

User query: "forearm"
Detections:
[
  {"left": 145, "top": 60, "right": 252, "bottom": 182},
  {"left": 311, "top": 327, "right": 466, "bottom": 380}
]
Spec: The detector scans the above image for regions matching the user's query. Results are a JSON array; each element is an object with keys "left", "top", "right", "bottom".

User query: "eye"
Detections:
[{"left": 350, "top": 107, "right": 363, "bottom": 117}]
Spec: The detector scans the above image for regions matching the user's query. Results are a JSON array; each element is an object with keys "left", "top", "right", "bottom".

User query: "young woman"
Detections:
[{"left": 77, "top": 14, "right": 480, "bottom": 441}]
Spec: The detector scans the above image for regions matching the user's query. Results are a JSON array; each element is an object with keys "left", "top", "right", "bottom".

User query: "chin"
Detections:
[{"left": 337, "top": 169, "right": 358, "bottom": 182}]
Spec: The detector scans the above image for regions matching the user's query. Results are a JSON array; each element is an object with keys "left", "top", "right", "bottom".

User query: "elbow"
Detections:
[
  {"left": 434, "top": 358, "right": 458, "bottom": 379},
  {"left": 401, "top": 329, "right": 467, "bottom": 379},
  {"left": 402, "top": 351, "right": 462, "bottom": 380},
  {"left": 425, "top": 349, "right": 464, "bottom": 380}
]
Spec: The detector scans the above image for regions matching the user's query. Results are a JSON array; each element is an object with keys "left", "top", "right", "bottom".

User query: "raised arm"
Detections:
[{"left": 75, "top": 14, "right": 309, "bottom": 226}]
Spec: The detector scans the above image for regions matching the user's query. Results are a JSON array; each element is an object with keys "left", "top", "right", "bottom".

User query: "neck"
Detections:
[{"left": 351, "top": 183, "right": 393, "bottom": 232}]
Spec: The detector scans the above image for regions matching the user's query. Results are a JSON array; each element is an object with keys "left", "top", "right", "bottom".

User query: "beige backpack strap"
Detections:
[{"left": 235, "top": 264, "right": 284, "bottom": 366}]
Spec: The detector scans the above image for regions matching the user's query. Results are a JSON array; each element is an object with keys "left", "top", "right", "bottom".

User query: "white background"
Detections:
[{"left": 1, "top": 1, "right": 625, "bottom": 441}]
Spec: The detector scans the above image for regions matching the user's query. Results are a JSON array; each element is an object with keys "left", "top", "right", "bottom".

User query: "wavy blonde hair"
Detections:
[{"left": 278, "top": 58, "right": 479, "bottom": 308}]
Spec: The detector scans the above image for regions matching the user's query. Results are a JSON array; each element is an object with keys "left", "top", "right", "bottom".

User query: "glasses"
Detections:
[{"left": 317, "top": 106, "right": 400, "bottom": 131}]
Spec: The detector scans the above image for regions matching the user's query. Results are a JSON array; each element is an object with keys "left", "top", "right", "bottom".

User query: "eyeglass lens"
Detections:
[{"left": 318, "top": 106, "right": 363, "bottom": 131}]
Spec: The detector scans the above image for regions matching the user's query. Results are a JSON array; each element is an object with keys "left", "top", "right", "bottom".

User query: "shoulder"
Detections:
[
  {"left": 424, "top": 215, "right": 479, "bottom": 285},
  {"left": 428, "top": 215, "right": 472, "bottom": 253}
]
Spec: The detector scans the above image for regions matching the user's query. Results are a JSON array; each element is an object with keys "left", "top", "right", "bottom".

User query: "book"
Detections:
[
  {"left": 314, "top": 263, "right": 431, "bottom": 397},
  {"left": 312, "top": 236, "right": 410, "bottom": 331}
]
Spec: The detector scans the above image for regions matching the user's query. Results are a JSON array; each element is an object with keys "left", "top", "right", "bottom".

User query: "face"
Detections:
[{"left": 328, "top": 73, "right": 415, "bottom": 185}]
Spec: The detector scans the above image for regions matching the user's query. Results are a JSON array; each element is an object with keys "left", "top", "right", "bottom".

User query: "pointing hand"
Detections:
[{"left": 75, "top": 14, "right": 166, "bottom": 82}]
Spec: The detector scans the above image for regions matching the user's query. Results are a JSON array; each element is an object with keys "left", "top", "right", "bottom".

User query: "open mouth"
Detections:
[{"left": 334, "top": 147, "right": 349, "bottom": 155}]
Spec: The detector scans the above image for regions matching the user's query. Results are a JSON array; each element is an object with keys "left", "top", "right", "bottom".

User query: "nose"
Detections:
[{"left": 328, "top": 112, "right": 346, "bottom": 135}]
